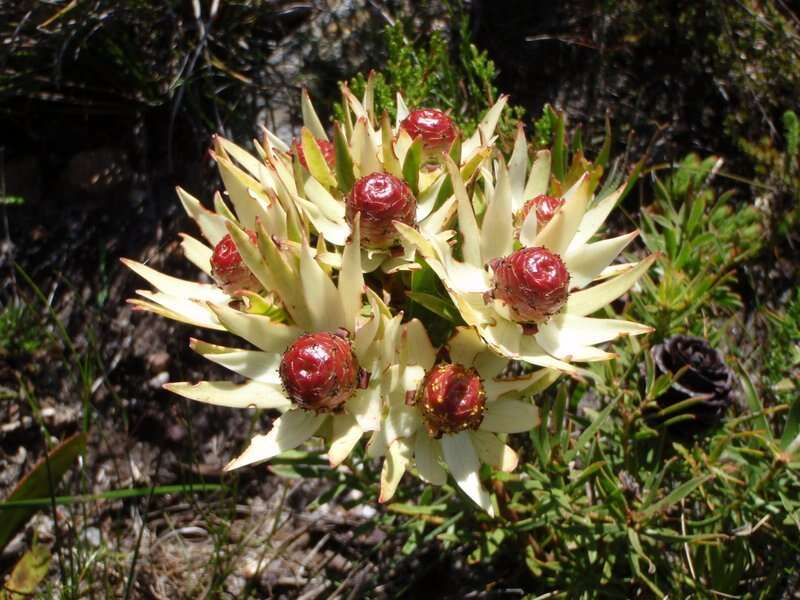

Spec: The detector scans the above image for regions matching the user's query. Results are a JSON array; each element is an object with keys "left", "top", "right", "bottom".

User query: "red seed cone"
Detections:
[
  {"left": 279, "top": 332, "right": 359, "bottom": 412},
  {"left": 400, "top": 108, "right": 458, "bottom": 153},
  {"left": 210, "top": 231, "right": 260, "bottom": 294},
  {"left": 294, "top": 138, "right": 336, "bottom": 169},
  {"left": 491, "top": 246, "right": 570, "bottom": 324},
  {"left": 418, "top": 363, "right": 486, "bottom": 437},
  {"left": 346, "top": 172, "right": 417, "bottom": 249},
  {"left": 518, "top": 194, "right": 564, "bottom": 228}
]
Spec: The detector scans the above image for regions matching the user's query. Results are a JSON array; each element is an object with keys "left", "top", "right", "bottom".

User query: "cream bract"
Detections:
[{"left": 122, "top": 75, "right": 654, "bottom": 514}]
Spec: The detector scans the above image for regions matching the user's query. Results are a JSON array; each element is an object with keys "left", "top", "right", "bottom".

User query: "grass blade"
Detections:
[{"left": 0, "top": 484, "right": 226, "bottom": 509}]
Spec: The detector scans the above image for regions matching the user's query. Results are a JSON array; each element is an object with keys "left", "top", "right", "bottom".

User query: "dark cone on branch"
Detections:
[{"left": 648, "top": 335, "right": 735, "bottom": 431}]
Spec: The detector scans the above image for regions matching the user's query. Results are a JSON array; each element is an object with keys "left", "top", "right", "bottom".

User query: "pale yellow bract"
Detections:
[
  {"left": 396, "top": 125, "right": 656, "bottom": 377},
  {"left": 122, "top": 74, "right": 653, "bottom": 513}
]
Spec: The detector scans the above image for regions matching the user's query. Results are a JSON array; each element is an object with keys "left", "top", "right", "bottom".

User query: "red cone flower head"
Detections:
[
  {"left": 400, "top": 108, "right": 458, "bottom": 152},
  {"left": 279, "top": 332, "right": 359, "bottom": 412},
  {"left": 294, "top": 138, "right": 336, "bottom": 170},
  {"left": 519, "top": 194, "right": 564, "bottom": 228},
  {"left": 418, "top": 363, "right": 486, "bottom": 437},
  {"left": 346, "top": 172, "right": 417, "bottom": 249},
  {"left": 492, "top": 246, "right": 570, "bottom": 324},
  {"left": 210, "top": 231, "right": 260, "bottom": 294}
]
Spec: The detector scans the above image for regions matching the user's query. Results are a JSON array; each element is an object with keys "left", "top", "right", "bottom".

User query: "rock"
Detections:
[
  {"left": 146, "top": 351, "right": 170, "bottom": 373},
  {"left": 148, "top": 371, "right": 170, "bottom": 389}
]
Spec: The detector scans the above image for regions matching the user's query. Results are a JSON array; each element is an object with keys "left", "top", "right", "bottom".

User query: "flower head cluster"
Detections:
[{"left": 123, "top": 74, "right": 653, "bottom": 514}]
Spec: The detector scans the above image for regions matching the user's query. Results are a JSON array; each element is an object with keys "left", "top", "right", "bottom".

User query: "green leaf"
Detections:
[
  {"left": 523, "top": 369, "right": 561, "bottom": 396},
  {"left": 567, "top": 461, "right": 606, "bottom": 490},
  {"left": 0, "top": 544, "right": 50, "bottom": 600},
  {"left": 406, "top": 291, "right": 462, "bottom": 324},
  {"left": 783, "top": 110, "right": 799, "bottom": 158},
  {"left": 0, "top": 432, "right": 86, "bottom": 552},
  {"left": 402, "top": 137, "right": 423, "bottom": 197},
  {"left": 449, "top": 131, "right": 462, "bottom": 164},
  {"left": 639, "top": 475, "right": 710, "bottom": 519},
  {"left": 547, "top": 104, "right": 566, "bottom": 182},
  {"left": 552, "top": 383, "right": 568, "bottom": 443},
  {"left": 0, "top": 484, "right": 225, "bottom": 509},
  {"left": 737, "top": 362, "right": 772, "bottom": 442},
  {"left": 685, "top": 190, "right": 706, "bottom": 238},
  {"left": 780, "top": 399, "right": 800, "bottom": 450},
  {"left": 269, "top": 450, "right": 329, "bottom": 478},
  {"left": 653, "top": 394, "right": 710, "bottom": 419},
  {"left": 301, "top": 128, "right": 337, "bottom": 189},
  {"left": 381, "top": 112, "right": 403, "bottom": 177},
  {"left": 564, "top": 397, "right": 619, "bottom": 463},
  {"left": 387, "top": 502, "right": 447, "bottom": 517},
  {"left": 532, "top": 395, "right": 552, "bottom": 466},
  {"left": 333, "top": 124, "right": 355, "bottom": 193},
  {"left": 596, "top": 114, "right": 612, "bottom": 168}
]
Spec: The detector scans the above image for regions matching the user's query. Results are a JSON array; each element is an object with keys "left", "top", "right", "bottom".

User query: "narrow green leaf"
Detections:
[
  {"left": 406, "top": 291, "right": 462, "bottom": 324},
  {"left": 552, "top": 383, "right": 568, "bottom": 442},
  {"left": 738, "top": 361, "right": 772, "bottom": 441},
  {"left": 301, "top": 127, "right": 337, "bottom": 189},
  {"left": 547, "top": 105, "right": 566, "bottom": 182},
  {"left": 653, "top": 394, "right": 710, "bottom": 418},
  {"left": 685, "top": 191, "right": 706, "bottom": 238},
  {"left": 640, "top": 475, "right": 710, "bottom": 519},
  {"left": 387, "top": 502, "right": 448, "bottom": 517},
  {"left": 571, "top": 125, "right": 583, "bottom": 153},
  {"left": 620, "top": 157, "right": 646, "bottom": 203},
  {"left": 403, "top": 137, "right": 423, "bottom": 197},
  {"left": 523, "top": 369, "right": 561, "bottom": 396},
  {"left": 781, "top": 400, "right": 800, "bottom": 451},
  {"left": 381, "top": 112, "right": 403, "bottom": 178},
  {"left": 334, "top": 123, "right": 355, "bottom": 193},
  {"left": 0, "top": 432, "right": 86, "bottom": 552},
  {"left": 0, "top": 484, "right": 225, "bottom": 509},
  {"left": 449, "top": 132, "right": 462, "bottom": 164},
  {"left": 535, "top": 395, "right": 552, "bottom": 465},
  {"left": 596, "top": 114, "right": 612, "bottom": 168},
  {"left": 564, "top": 397, "right": 619, "bottom": 462},
  {"left": 567, "top": 461, "right": 606, "bottom": 490}
]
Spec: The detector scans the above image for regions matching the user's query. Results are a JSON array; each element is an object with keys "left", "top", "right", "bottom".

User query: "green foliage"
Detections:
[
  {"left": 783, "top": 110, "right": 799, "bottom": 161},
  {"left": 637, "top": 154, "right": 764, "bottom": 339},
  {"left": 763, "top": 290, "right": 800, "bottom": 398},
  {"left": 364, "top": 363, "right": 800, "bottom": 597},
  {"left": 0, "top": 303, "right": 48, "bottom": 356},
  {"left": 357, "top": 149, "right": 796, "bottom": 597},
  {"left": 337, "top": 15, "right": 524, "bottom": 141},
  {"left": 738, "top": 108, "right": 800, "bottom": 245}
]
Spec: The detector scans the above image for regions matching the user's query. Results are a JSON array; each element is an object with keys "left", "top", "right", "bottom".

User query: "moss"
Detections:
[{"left": 336, "top": 12, "right": 525, "bottom": 144}]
